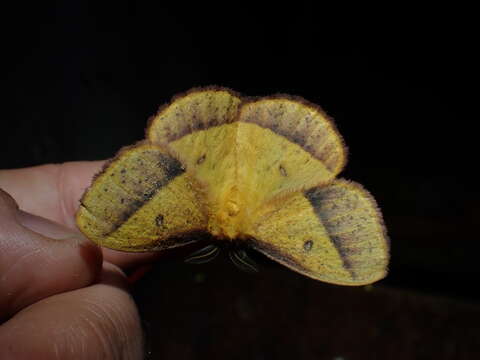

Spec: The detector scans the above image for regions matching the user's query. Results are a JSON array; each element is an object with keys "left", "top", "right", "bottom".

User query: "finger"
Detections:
[
  {"left": 0, "top": 263, "right": 144, "bottom": 360},
  {"left": 0, "top": 161, "right": 104, "bottom": 229},
  {"left": 0, "top": 189, "right": 102, "bottom": 319},
  {"left": 102, "top": 249, "right": 165, "bottom": 270}
]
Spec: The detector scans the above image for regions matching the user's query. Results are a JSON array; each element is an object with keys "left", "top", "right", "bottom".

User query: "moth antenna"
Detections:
[
  {"left": 185, "top": 244, "right": 220, "bottom": 264},
  {"left": 229, "top": 249, "right": 259, "bottom": 273}
]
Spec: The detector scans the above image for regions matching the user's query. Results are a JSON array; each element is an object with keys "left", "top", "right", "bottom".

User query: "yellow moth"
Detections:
[{"left": 76, "top": 87, "right": 389, "bottom": 285}]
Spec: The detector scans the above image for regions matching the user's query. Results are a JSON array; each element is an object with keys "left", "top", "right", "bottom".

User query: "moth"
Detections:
[{"left": 76, "top": 87, "right": 389, "bottom": 285}]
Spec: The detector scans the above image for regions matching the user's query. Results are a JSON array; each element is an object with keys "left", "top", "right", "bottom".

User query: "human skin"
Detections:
[{"left": 0, "top": 161, "right": 161, "bottom": 359}]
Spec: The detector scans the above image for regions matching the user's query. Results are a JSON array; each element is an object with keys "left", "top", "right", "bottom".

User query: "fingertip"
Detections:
[{"left": 16, "top": 209, "right": 105, "bottom": 286}]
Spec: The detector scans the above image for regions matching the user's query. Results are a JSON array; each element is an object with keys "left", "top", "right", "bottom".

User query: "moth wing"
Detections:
[
  {"left": 76, "top": 143, "right": 208, "bottom": 252},
  {"left": 234, "top": 97, "right": 347, "bottom": 212},
  {"left": 146, "top": 89, "right": 242, "bottom": 220},
  {"left": 147, "top": 87, "right": 241, "bottom": 145},
  {"left": 238, "top": 97, "right": 346, "bottom": 172},
  {"left": 246, "top": 179, "right": 389, "bottom": 285},
  {"left": 147, "top": 87, "right": 242, "bottom": 170}
]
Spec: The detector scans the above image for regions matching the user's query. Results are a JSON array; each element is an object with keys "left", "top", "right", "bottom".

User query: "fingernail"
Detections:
[{"left": 17, "top": 210, "right": 88, "bottom": 243}]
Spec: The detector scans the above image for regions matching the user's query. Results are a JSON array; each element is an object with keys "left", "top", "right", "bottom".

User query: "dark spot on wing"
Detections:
[
  {"left": 155, "top": 214, "right": 164, "bottom": 227},
  {"left": 303, "top": 240, "right": 313, "bottom": 251},
  {"left": 197, "top": 154, "right": 206, "bottom": 165}
]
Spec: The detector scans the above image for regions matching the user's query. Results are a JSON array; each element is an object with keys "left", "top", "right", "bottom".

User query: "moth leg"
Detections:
[
  {"left": 185, "top": 244, "right": 220, "bottom": 264},
  {"left": 229, "top": 249, "right": 259, "bottom": 273}
]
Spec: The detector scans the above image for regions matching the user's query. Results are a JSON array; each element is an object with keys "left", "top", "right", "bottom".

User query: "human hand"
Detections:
[{"left": 0, "top": 161, "right": 157, "bottom": 359}]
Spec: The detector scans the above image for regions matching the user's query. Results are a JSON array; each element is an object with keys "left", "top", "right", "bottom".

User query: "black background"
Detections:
[{"left": 2, "top": 2, "right": 478, "bottom": 359}]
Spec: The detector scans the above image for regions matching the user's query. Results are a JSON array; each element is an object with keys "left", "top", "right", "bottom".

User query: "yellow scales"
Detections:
[{"left": 76, "top": 87, "right": 389, "bottom": 285}]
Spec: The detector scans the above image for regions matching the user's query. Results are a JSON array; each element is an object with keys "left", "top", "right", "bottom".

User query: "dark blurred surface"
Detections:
[
  {"left": 136, "top": 258, "right": 480, "bottom": 360},
  {"left": 1, "top": 2, "right": 477, "bottom": 359}
]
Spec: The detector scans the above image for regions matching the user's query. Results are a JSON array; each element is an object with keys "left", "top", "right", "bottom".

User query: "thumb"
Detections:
[{"left": 0, "top": 188, "right": 102, "bottom": 320}]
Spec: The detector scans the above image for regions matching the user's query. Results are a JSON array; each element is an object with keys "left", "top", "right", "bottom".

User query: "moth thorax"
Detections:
[
  {"left": 225, "top": 200, "right": 240, "bottom": 217},
  {"left": 209, "top": 186, "right": 243, "bottom": 239}
]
